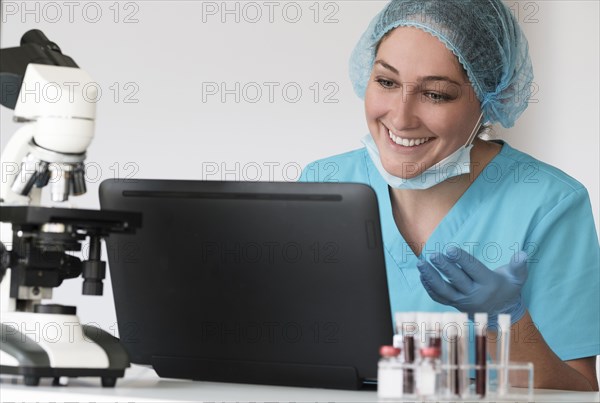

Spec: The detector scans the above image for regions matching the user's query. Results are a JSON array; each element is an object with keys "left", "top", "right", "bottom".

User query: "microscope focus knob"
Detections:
[{"left": 82, "top": 260, "right": 106, "bottom": 296}]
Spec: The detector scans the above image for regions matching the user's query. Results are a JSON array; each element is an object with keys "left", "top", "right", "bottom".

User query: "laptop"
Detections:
[{"left": 99, "top": 179, "right": 393, "bottom": 390}]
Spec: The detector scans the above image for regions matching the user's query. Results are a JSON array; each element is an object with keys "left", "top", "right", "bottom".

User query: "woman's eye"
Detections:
[
  {"left": 376, "top": 78, "right": 396, "bottom": 89},
  {"left": 424, "top": 92, "right": 450, "bottom": 102}
]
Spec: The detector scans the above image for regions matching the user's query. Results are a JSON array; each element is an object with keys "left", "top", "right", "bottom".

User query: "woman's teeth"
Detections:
[{"left": 388, "top": 130, "right": 431, "bottom": 147}]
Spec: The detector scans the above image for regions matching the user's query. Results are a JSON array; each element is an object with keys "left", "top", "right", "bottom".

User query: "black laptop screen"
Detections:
[{"left": 100, "top": 179, "right": 393, "bottom": 389}]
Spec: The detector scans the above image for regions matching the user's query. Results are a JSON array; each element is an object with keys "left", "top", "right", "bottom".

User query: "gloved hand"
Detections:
[{"left": 417, "top": 246, "right": 528, "bottom": 325}]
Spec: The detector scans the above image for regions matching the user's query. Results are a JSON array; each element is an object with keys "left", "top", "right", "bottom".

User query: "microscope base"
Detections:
[
  {"left": 0, "top": 364, "right": 126, "bottom": 387},
  {"left": 1, "top": 315, "right": 130, "bottom": 387}
]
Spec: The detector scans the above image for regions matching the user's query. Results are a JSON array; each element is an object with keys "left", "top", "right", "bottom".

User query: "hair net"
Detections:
[{"left": 349, "top": 0, "right": 534, "bottom": 128}]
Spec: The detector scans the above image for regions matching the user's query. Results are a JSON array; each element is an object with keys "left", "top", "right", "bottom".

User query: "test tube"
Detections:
[
  {"left": 497, "top": 314, "right": 511, "bottom": 395},
  {"left": 394, "top": 312, "right": 409, "bottom": 394},
  {"left": 416, "top": 312, "right": 430, "bottom": 348},
  {"left": 430, "top": 313, "right": 442, "bottom": 350},
  {"left": 394, "top": 312, "right": 404, "bottom": 347},
  {"left": 456, "top": 313, "right": 470, "bottom": 397},
  {"left": 402, "top": 312, "right": 417, "bottom": 395},
  {"left": 475, "top": 312, "right": 488, "bottom": 397},
  {"left": 418, "top": 312, "right": 442, "bottom": 352},
  {"left": 441, "top": 311, "right": 458, "bottom": 396},
  {"left": 393, "top": 333, "right": 403, "bottom": 349}
]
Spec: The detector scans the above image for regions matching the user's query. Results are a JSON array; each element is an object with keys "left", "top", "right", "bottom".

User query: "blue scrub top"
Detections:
[{"left": 300, "top": 141, "right": 600, "bottom": 361}]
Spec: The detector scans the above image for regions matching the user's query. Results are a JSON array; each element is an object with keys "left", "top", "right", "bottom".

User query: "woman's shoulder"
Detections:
[
  {"left": 299, "top": 148, "right": 370, "bottom": 183},
  {"left": 492, "top": 141, "right": 588, "bottom": 197}
]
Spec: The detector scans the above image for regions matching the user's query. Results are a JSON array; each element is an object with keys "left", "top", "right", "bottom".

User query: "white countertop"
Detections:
[{"left": 1, "top": 365, "right": 599, "bottom": 402}]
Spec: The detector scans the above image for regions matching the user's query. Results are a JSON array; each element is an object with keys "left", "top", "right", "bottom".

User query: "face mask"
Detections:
[{"left": 362, "top": 114, "right": 484, "bottom": 190}]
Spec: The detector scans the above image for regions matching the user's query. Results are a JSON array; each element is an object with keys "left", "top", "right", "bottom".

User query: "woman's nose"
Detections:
[{"left": 387, "top": 88, "right": 419, "bottom": 131}]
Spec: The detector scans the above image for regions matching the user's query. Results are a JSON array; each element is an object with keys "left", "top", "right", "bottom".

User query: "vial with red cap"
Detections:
[
  {"left": 416, "top": 346, "right": 441, "bottom": 398},
  {"left": 377, "top": 345, "right": 404, "bottom": 399}
]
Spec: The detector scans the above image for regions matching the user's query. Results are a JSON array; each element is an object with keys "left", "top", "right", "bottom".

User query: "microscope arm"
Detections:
[{"left": 1, "top": 126, "right": 41, "bottom": 205}]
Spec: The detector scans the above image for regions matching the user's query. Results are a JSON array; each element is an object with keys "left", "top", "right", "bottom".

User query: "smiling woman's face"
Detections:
[{"left": 365, "top": 27, "right": 482, "bottom": 179}]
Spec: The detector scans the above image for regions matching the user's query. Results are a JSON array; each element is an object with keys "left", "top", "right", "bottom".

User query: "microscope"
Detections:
[{"left": 0, "top": 30, "right": 141, "bottom": 387}]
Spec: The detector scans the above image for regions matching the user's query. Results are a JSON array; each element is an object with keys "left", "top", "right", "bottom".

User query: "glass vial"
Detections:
[
  {"left": 416, "top": 346, "right": 441, "bottom": 398},
  {"left": 377, "top": 345, "right": 403, "bottom": 400}
]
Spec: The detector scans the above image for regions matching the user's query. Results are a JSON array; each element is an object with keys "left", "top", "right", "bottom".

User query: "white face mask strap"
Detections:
[{"left": 464, "top": 113, "right": 485, "bottom": 148}]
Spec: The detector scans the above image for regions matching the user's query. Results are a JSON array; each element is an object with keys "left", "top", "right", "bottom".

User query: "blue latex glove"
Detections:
[{"left": 417, "top": 246, "right": 528, "bottom": 324}]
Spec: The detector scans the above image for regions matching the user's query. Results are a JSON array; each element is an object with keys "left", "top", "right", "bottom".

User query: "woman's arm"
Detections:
[
  {"left": 502, "top": 311, "right": 599, "bottom": 391},
  {"left": 418, "top": 244, "right": 599, "bottom": 391}
]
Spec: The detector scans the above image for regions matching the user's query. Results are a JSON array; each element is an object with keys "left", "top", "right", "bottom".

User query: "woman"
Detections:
[{"left": 301, "top": 0, "right": 599, "bottom": 390}]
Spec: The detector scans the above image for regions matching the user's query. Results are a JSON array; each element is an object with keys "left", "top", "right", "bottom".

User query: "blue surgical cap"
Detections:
[{"left": 349, "top": 0, "right": 534, "bottom": 128}]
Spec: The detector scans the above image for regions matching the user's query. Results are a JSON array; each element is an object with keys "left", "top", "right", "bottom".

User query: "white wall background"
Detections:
[{"left": 1, "top": 1, "right": 599, "bottom": 336}]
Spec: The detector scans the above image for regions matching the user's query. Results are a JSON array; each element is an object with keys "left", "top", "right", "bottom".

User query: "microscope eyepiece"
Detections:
[{"left": 21, "top": 29, "right": 62, "bottom": 53}]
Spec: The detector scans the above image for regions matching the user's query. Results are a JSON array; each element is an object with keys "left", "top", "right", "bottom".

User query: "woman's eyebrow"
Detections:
[
  {"left": 374, "top": 61, "right": 462, "bottom": 87},
  {"left": 374, "top": 60, "right": 399, "bottom": 75},
  {"left": 419, "top": 76, "right": 462, "bottom": 87}
]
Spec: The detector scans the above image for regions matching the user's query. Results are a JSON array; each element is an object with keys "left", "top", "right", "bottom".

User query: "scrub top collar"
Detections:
[{"left": 363, "top": 140, "right": 510, "bottom": 262}]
